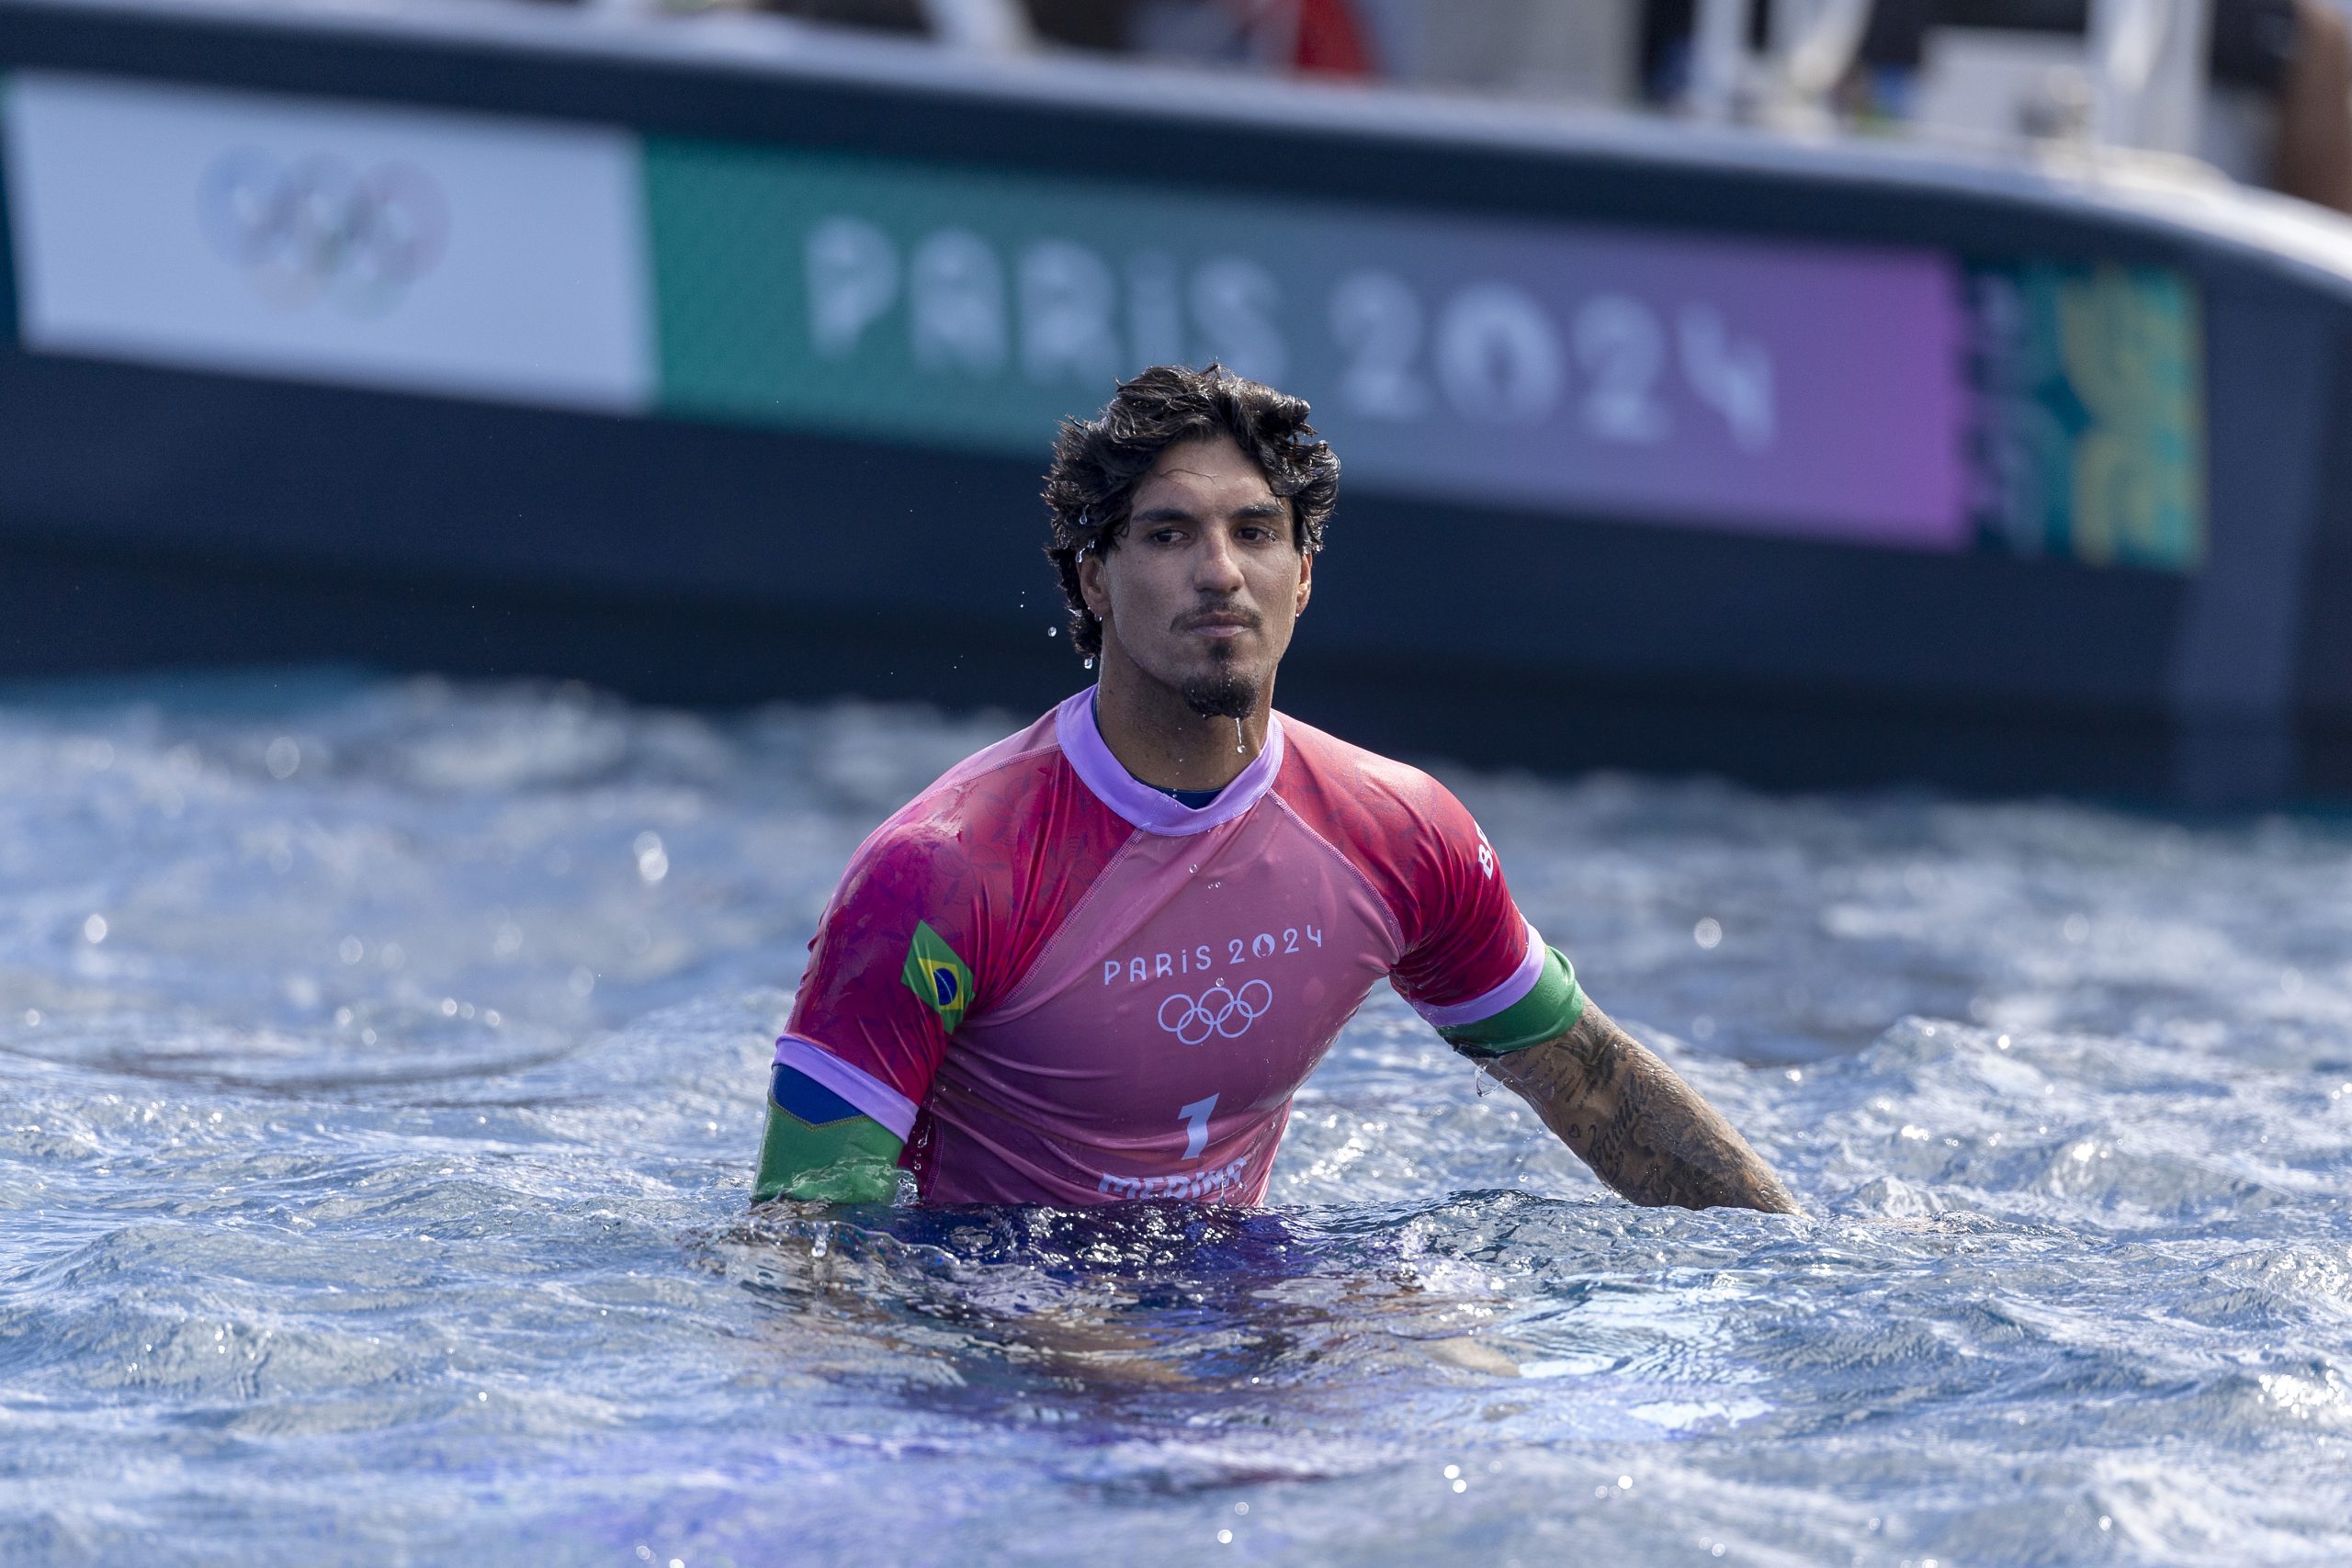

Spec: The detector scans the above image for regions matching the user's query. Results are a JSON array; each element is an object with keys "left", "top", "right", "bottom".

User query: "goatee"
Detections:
[{"left": 1182, "top": 668, "right": 1260, "bottom": 720}]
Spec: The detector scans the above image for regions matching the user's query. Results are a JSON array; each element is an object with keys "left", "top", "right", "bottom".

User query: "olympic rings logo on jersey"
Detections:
[
  {"left": 1157, "top": 979, "right": 1272, "bottom": 1045},
  {"left": 198, "top": 150, "right": 450, "bottom": 318}
]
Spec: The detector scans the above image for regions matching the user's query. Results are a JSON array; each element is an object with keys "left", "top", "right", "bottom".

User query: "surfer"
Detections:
[{"left": 753, "top": 364, "right": 1795, "bottom": 1214}]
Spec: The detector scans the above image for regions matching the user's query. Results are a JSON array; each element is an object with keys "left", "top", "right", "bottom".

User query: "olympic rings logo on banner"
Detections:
[
  {"left": 198, "top": 149, "right": 450, "bottom": 318},
  {"left": 1157, "top": 980, "right": 1272, "bottom": 1045}
]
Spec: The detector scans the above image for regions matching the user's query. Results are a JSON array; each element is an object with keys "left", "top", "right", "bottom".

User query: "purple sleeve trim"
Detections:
[
  {"left": 1408, "top": 919, "right": 1544, "bottom": 1029},
  {"left": 771, "top": 1034, "right": 919, "bottom": 1141}
]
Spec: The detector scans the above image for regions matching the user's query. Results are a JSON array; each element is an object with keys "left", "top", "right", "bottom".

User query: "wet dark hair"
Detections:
[{"left": 1043, "top": 363, "right": 1339, "bottom": 660}]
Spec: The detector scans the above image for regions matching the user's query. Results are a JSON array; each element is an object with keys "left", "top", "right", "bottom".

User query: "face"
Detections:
[{"left": 1079, "top": 434, "right": 1313, "bottom": 719}]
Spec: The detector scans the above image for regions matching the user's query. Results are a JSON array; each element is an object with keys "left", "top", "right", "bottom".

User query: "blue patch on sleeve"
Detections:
[{"left": 770, "top": 1062, "right": 865, "bottom": 1125}]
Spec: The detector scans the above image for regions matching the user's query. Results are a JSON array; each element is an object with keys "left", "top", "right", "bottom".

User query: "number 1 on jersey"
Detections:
[{"left": 1178, "top": 1093, "right": 1218, "bottom": 1161}]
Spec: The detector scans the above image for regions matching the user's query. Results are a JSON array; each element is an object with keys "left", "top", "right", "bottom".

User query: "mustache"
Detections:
[{"left": 1174, "top": 604, "right": 1264, "bottom": 633}]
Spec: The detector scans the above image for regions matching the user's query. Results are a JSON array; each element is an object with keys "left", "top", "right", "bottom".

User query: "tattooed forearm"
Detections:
[{"left": 1480, "top": 1002, "right": 1798, "bottom": 1214}]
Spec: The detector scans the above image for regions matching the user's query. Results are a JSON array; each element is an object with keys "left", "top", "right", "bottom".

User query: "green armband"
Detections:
[
  {"left": 752, "top": 1095, "right": 905, "bottom": 1205},
  {"left": 1436, "top": 946, "right": 1586, "bottom": 1059}
]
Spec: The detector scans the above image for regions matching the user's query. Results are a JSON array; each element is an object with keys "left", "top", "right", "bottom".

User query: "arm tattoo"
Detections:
[{"left": 1479, "top": 1002, "right": 1798, "bottom": 1214}]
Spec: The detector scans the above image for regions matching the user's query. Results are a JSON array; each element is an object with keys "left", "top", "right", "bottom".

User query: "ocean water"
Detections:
[{"left": 2, "top": 672, "right": 2348, "bottom": 1567}]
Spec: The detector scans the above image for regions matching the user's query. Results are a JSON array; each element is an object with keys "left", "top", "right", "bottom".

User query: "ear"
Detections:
[
  {"left": 1294, "top": 547, "right": 1313, "bottom": 617},
  {"left": 1078, "top": 547, "right": 1112, "bottom": 621}
]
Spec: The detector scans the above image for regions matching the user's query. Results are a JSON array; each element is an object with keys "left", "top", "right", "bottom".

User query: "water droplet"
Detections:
[
  {"left": 1046, "top": 626, "right": 1058, "bottom": 637},
  {"left": 1235, "top": 717, "right": 1245, "bottom": 755},
  {"left": 634, "top": 831, "right": 669, "bottom": 884}
]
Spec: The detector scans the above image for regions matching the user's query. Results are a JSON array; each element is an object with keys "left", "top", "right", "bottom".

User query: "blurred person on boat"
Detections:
[{"left": 1643, "top": 0, "right": 2352, "bottom": 212}]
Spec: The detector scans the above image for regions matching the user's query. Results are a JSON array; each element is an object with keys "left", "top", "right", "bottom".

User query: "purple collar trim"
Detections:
[{"left": 1055, "top": 686, "right": 1285, "bottom": 838}]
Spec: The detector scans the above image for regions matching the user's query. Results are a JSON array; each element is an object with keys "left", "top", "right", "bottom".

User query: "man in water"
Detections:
[{"left": 753, "top": 364, "right": 1795, "bottom": 1214}]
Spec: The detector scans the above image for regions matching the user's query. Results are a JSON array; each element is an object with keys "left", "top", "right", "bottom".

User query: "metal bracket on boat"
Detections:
[{"left": 1686, "top": 0, "right": 1873, "bottom": 129}]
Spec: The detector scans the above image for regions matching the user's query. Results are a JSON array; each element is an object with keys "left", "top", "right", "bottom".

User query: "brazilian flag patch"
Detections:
[{"left": 901, "top": 919, "right": 976, "bottom": 1034}]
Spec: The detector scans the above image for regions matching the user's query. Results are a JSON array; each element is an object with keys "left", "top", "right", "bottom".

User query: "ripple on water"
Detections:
[{"left": 0, "top": 677, "right": 2350, "bottom": 1565}]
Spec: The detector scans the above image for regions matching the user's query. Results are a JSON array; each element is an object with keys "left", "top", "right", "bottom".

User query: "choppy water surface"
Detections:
[{"left": 3, "top": 673, "right": 2350, "bottom": 1566}]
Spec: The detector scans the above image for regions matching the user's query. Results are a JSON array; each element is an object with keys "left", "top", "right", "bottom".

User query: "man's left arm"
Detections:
[
  {"left": 1387, "top": 784, "right": 1794, "bottom": 1215},
  {"left": 1473, "top": 1000, "right": 1797, "bottom": 1214}
]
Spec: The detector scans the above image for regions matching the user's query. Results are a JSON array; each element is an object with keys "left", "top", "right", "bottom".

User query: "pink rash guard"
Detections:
[{"left": 775, "top": 688, "right": 1584, "bottom": 1206}]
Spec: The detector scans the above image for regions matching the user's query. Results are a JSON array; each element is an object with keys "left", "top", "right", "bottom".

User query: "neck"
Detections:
[{"left": 1091, "top": 643, "right": 1273, "bottom": 792}]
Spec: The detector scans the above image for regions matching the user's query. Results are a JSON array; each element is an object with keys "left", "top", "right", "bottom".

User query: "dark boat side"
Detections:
[{"left": 2, "top": 0, "right": 2348, "bottom": 802}]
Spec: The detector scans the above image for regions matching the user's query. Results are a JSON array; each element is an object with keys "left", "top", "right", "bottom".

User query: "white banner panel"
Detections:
[{"left": 2, "top": 72, "right": 650, "bottom": 411}]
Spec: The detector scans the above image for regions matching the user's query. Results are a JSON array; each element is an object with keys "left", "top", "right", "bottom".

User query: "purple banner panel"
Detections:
[{"left": 1307, "top": 218, "right": 1972, "bottom": 550}]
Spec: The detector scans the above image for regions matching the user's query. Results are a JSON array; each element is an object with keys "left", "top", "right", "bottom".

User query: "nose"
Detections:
[{"left": 1193, "top": 529, "right": 1246, "bottom": 595}]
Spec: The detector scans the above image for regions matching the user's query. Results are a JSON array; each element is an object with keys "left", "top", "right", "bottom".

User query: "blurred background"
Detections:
[
  {"left": 3, "top": 0, "right": 2351, "bottom": 799},
  {"left": 12, "top": 10, "right": 2352, "bottom": 1564}
]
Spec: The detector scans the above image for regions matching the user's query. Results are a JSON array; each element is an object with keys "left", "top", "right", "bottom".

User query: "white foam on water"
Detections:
[{"left": 1, "top": 673, "right": 2348, "bottom": 1565}]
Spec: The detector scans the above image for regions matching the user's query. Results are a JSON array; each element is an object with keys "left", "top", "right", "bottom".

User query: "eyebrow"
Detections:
[{"left": 1131, "top": 500, "right": 1288, "bottom": 525}]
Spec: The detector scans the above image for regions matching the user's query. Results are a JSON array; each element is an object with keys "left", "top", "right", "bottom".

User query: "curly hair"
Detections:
[{"left": 1042, "top": 363, "right": 1339, "bottom": 660}]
